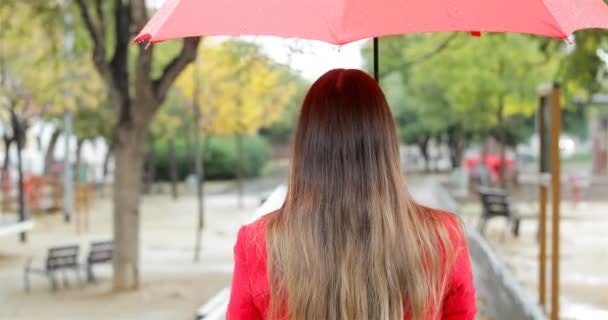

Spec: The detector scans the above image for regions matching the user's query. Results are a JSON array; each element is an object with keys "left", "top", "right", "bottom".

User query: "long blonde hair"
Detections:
[{"left": 266, "top": 69, "right": 455, "bottom": 320}]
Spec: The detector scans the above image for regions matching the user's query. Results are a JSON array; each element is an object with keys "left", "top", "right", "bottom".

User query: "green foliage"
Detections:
[
  {"left": 365, "top": 32, "right": 558, "bottom": 149},
  {"left": 562, "top": 102, "right": 589, "bottom": 139},
  {"left": 177, "top": 39, "right": 298, "bottom": 136},
  {"left": 152, "top": 134, "right": 270, "bottom": 181},
  {"left": 488, "top": 114, "right": 535, "bottom": 146},
  {"left": 259, "top": 72, "right": 310, "bottom": 143},
  {"left": 73, "top": 104, "right": 115, "bottom": 141},
  {"left": 204, "top": 135, "right": 270, "bottom": 180}
]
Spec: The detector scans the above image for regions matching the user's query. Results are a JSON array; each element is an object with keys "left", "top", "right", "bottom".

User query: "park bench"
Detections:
[
  {"left": 85, "top": 240, "right": 113, "bottom": 283},
  {"left": 477, "top": 187, "right": 520, "bottom": 237},
  {"left": 24, "top": 245, "right": 81, "bottom": 292}
]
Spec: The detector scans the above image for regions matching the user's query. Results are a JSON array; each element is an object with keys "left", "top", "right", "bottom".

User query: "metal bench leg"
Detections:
[
  {"left": 72, "top": 267, "right": 82, "bottom": 287},
  {"left": 24, "top": 270, "right": 30, "bottom": 293},
  {"left": 477, "top": 216, "right": 488, "bottom": 236},
  {"left": 512, "top": 218, "right": 521, "bottom": 237},
  {"left": 87, "top": 265, "right": 96, "bottom": 283},
  {"left": 62, "top": 270, "right": 70, "bottom": 288},
  {"left": 48, "top": 272, "right": 59, "bottom": 292}
]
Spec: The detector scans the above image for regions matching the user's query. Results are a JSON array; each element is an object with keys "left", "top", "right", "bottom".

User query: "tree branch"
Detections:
[
  {"left": 379, "top": 33, "right": 460, "bottom": 79},
  {"left": 110, "top": 0, "right": 131, "bottom": 94},
  {"left": 407, "top": 32, "right": 459, "bottom": 65},
  {"left": 154, "top": 37, "right": 202, "bottom": 104},
  {"left": 130, "top": 0, "right": 148, "bottom": 31},
  {"left": 94, "top": 0, "right": 105, "bottom": 40},
  {"left": 132, "top": 0, "right": 153, "bottom": 102},
  {"left": 74, "top": 0, "right": 110, "bottom": 81}
]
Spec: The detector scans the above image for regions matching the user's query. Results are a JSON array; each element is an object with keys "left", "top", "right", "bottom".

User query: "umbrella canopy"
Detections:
[{"left": 135, "top": 0, "right": 608, "bottom": 45}]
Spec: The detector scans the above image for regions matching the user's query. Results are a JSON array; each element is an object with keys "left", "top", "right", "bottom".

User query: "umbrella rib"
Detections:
[
  {"left": 539, "top": 0, "right": 568, "bottom": 38},
  {"left": 135, "top": 0, "right": 182, "bottom": 43},
  {"left": 337, "top": 0, "right": 348, "bottom": 44}
]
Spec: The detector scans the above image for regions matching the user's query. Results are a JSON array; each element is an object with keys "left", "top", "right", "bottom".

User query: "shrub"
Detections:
[{"left": 150, "top": 134, "right": 270, "bottom": 181}]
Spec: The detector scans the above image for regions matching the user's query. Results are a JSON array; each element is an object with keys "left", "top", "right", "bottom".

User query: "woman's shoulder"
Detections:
[
  {"left": 235, "top": 211, "right": 277, "bottom": 259},
  {"left": 238, "top": 211, "right": 275, "bottom": 239},
  {"left": 418, "top": 206, "right": 467, "bottom": 253},
  {"left": 425, "top": 206, "right": 463, "bottom": 230}
]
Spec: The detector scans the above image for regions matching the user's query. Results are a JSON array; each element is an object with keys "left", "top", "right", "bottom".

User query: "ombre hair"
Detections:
[{"left": 266, "top": 69, "right": 455, "bottom": 320}]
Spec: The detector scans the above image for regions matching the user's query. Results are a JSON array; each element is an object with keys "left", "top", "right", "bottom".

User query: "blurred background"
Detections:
[{"left": 1, "top": 1, "right": 608, "bottom": 320}]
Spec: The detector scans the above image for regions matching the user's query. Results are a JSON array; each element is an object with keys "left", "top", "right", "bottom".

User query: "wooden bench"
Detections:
[
  {"left": 24, "top": 245, "right": 82, "bottom": 292},
  {"left": 477, "top": 187, "right": 520, "bottom": 237},
  {"left": 86, "top": 240, "right": 113, "bottom": 283}
]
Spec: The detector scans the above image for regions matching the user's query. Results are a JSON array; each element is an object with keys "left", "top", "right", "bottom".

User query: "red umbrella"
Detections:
[{"left": 135, "top": 0, "right": 608, "bottom": 79}]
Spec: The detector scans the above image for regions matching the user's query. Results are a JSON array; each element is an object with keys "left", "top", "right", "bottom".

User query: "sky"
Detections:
[
  {"left": 147, "top": 0, "right": 365, "bottom": 81},
  {"left": 249, "top": 37, "right": 366, "bottom": 80}
]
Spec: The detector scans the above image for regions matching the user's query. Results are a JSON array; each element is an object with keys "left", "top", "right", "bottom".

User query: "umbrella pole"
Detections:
[{"left": 373, "top": 37, "right": 379, "bottom": 82}]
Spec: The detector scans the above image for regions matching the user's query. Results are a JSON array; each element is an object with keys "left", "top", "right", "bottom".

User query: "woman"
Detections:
[{"left": 227, "top": 69, "right": 476, "bottom": 320}]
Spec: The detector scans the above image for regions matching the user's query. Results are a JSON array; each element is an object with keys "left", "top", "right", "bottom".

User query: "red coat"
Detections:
[{"left": 227, "top": 211, "right": 477, "bottom": 319}]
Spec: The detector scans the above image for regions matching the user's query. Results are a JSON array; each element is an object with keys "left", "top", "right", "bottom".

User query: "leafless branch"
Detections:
[
  {"left": 379, "top": 33, "right": 461, "bottom": 79},
  {"left": 407, "top": 33, "right": 459, "bottom": 65}
]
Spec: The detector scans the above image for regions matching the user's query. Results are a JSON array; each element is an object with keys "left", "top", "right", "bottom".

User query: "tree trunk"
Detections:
[
  {"left": 1, "top": 136, "right": 12, "bottom": 213},
  {"left": 2, "top": 136, "right": 12, "bottom": 176},
  {"left": 192, "top": 53, "right": 205, "bottom": 261},
  {"left": 193, "top": 122, "right": 205, "bottom": 262},
  {"left": 75, "top": 138, "right": 85, "bottom": 184},
  {"left": 11, "top": 111, "right": 27, "bottom": 243},
  {"left": 16, "top": 137, "right": 26, "bottom": 242},
  {"left": 169, "top": 138, "right": 178, "bottom": 199},
  {"left": 185, "top": 129, "right": 193, "bottom": 168},
  {"left": 44, "top": 128, "right": 62, "bottom": 174},
  {"left": 417, "top": 135, "right": 431, "bottom": 173},
  {"left": 143, "top": 139, "right": 156, "bottom": 195},
  {"left": 235, "top": 133, "right": 244, "bottom": 208},
  {"left": 497, "top": 97, "right": 507, "bottom": 189},
  {"left": 113, "top": 123, "right": 148, "bottom": 290},
  {"left": 103, "top": 142, "right": 114, "bottom": 179},
  {"left": 447, "top": 125, "right": 465, "bottom": 169}
]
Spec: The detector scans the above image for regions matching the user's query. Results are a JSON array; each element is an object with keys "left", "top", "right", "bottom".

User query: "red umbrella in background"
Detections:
[
  {"left": 135, "top": 0, "right": 608, "bottom": 79},
  {"left": 463, "top": 154, "right": 515, "bottom": 183}
]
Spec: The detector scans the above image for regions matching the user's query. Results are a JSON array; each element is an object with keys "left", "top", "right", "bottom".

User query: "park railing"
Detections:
[{"left": 433, "top": 183, "right": 545, "bottom": 320}]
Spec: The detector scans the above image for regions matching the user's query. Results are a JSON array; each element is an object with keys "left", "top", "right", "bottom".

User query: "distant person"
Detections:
[{"left": 227, "top": 69, "right": 476, "bottom": 320}]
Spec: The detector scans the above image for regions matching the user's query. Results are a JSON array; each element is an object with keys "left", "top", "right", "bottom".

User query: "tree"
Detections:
[
  {"left": 1, "top": 1, "right": 64, "bottom": 241},
  {"left": 177, "top": 40, "right": 295, "bottom": 207},
  {"left": 370, "top": 33, "right": 557, "bottom": 181},
  {"left": 432, "top": 34, "right": 555, "bottom": 186},
  {"left": 259, "top": 72, "right": 309, "bottom": 145},
  {"left": 0, "top": 79, "right": 36, "bottom": 243},
  {"left": 1, "top": 1, "right": 110, "bottom": 179},
  {"left": 175, "top": 40, "right": 297, "bottom": 260},
  {"left": 73, "top": 0, "right": 201, "bottom": 290}
]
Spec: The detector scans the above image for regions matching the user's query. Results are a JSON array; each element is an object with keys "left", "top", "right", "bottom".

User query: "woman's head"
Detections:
[
  {"left": 289, "top": 69, "right": 402, "bottom": 206},
  {"left": 267, "top": 69, "right": 452, "bottom": 320}
]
